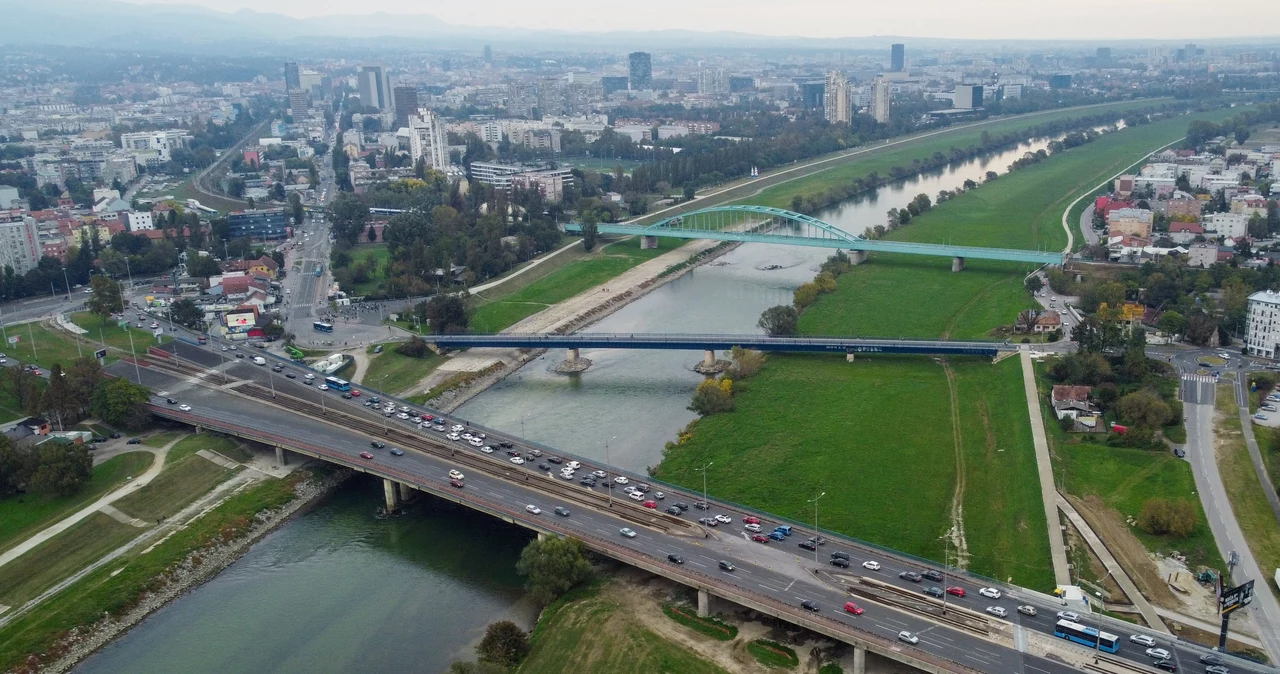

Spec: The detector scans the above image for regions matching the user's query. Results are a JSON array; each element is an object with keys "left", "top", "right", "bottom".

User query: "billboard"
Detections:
[
  {"left": 224, "top": 311, "right": 255, "bottom": 329},
  {"left": 1221, "top": 579, "right": 1255, "bottom": 615}
]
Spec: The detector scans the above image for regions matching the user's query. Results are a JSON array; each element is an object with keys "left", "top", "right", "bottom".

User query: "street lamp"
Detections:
[
  {"left": 695, "top": 461, "right": 713, "bottom": 511},
  {"left": 808, "top": 491, "right": 826, "bottom": 563},
  {"left": 61, "top": 267, "right": 71, "bottom": 301},
  {"left": 604, "top": 434, "right": 617, "bottom": 506}
]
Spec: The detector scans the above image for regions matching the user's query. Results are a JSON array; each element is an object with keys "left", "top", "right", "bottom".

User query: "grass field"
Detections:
[
  {"left": 360, "top": 347, "right": 444, "bottom": 395},
  {"left": 470, "top": 236, "right": 685, "bottom": 332},
  {"left": 70, "top": 312, "right": 171, "bottom": 357},
  {"left": 10, "top": 322, "right": 101, "bottom": 372},
  {"left": 0, "top": 513, "right": 139, "bottom": 608},
  {"left": 519, "top": 583, "right": 731, "bottom": 674},
  {"left": 1216, "top": 386, "right": 1280, "bottom": 600},
  {"left": 345, "top": 243, "right": 391, "bottom": 297},
  {"left": 167, "top": 433, "right": 251, "bottom": 464},
  {"left": 0, "top": 451, "right": 154, "bottom": 555},
  {"left": 113, "top": 454, "right": 236, "bottom": 523},
  {"left": 142, "top": 431, "right": 186, "bottom": 448},
  {"left": 655, "top": 354, "right": 1054, "bottom": 587}
]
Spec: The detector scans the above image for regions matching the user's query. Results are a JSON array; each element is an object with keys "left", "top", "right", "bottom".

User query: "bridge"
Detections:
[
  {"left": 108, "top": 339, "right": 1275, "bottom": 674},
  {"left": 562, "top": 205, "right": 1064, "bottom": 269}
]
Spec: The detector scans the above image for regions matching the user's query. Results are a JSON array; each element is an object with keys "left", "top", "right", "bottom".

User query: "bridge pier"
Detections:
[
  {"left": 640, "top": 235, "right": 658, "bottom": 249},
  {"left": 275, "top": 446, "right": 287, "bottom": 466},
  {"left": 848, "top": 250, "right": 867, "bottom": 265},
  {"left": 952, "top": 256, "right": 965, "bottom": 272},
  {"left": 383, "top": 479, "right": 399, "bottom": 511},
  {"left": 693, "top": 349, "right": 728, "bottom": 375},
  {"left": 846, "top": 352, "right": 855, "bottom": 362},
  {"left": 697, "top": 588, "right": 711, "bottom": 618},
  {"left": 852, "top": 645, "right": 866, "bottom": 674},
  {"left": 554, "top": 347, "right": 592, "bottom": 374},
  {"left": 397, "top": 482, "right": 413, "bottom": 502}
]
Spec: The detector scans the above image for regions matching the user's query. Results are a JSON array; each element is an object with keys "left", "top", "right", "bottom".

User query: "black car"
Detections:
[
  {"left": 800, "top": 600, "right": 820, "bottom": 613},
  {"left": 546, "top": 456, "right": 563, "bottom": 464},
  {"left": 1200, "top": 654, "right": 1225, "bottom": 666},
  {"left": 899, "top": 571, "right": 923, "bottom": 583},
  {"left": 922, "top": 569, "right": 944, "bottom": 582},
  {"left": 579, "top": 478, "right": 596, "bottom": 486},
  {"left": 718, "top": 560, "right": 735, "bottom": 572},
  {"left": 665, "top": 506, "right": 683, "bottom": 515},
  {"left": 271, "top": 365, "right": 283, "bottom": 372},
  {"left": 499, "top": 441, "right": 514, "bottom": 449},
  {"left": 1153, "top": 660, "right": 1177, "bottom": 672},
  {"left": 165, "top": 397, "right": 178, "bottom": 404},
  {"left": 692, "top": 501, "right": 710, "bottom": 510},
  {"left": 371, "top": 441, "right": 386, "bottom": 449},
  {"left": 830, "top": 551, "right": 850, "bottom": 561},
  {"left": 635, "top": 483, "right": 650, "bottom": 493},
  {"left": 799, "top": 540, "right": 817, "bottom": 551},
  {"left": 667, "top": 554, "right": 684, "bottom": 564},
  {"left": 236, "top": 352, "right": 245, "bottom": 358},
  {"left": 554, "top": 507, "right": 571, "bottom": 517},
  {"left": 127, "top": 438, "right": 141, "bottom": 444},
  {"left": 830, "top": 558, "right": 850, "bottom": 568},
  {"left": 110, "top": 432, "right": 121, "bottom": 439},
  {"left": 672, "top": 502, "right": 690, "bottom": 512},
  {"left": 924, "top": 586, "right": 944, "bottom": 598},
  {"left": 538, "top": 463, "right": 550, "bottom": 471},
  {"left": 506, "top": 449, "right": 520, "bottom": 457},
  {"left": 341, "top": 392, "right": 353, "bottom": 399}
]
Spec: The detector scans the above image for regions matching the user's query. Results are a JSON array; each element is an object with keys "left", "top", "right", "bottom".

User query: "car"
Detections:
[
  {"left": 525, "top": 505, "right": 541, "bottom": 515},
  {"left": 714, "top": 514, "right": 731, "bottom": 524},
  {"left": 1153, "top": 660, "right": 1177, "bottom": 672},
  {"left": 827, "top": 551, "right": 849, "bottom": 561},
  {"left": 634, "top": 483, "right": 650, "bottom": 493},
  {"left": 539, "top": 463, "right": 551, "bottom": 471},
  {"left": 751, "top": 534, "right": 769, "bottom": 543},
  {"left": 1145, "top": 648, "right": 1172, "bottom": 660},
  {"left": 899, "top": 571, "right": 922, "bottom": 582},
  {"left": 1200, "top": 654, "right": 1225, "bottom": 666},
  {"left": 1129, "top": 634, "right": 1157, "bottom": 647},
  {"left": 557, "top": 472, "right": 574, "bottom": 480},
  {"left": 350, "top": 390, "right": 360, "bottom": 397},
  {"left": 527, "top": 449, "right": 541, "bottom": 457},
  {"left": 698, "top": 517, "right": 717, "bottom": 527},
  {"left": 166, "top": 397, "right": 178, "bottom": 404},
  {"left": 769, "top": 531, "right": 786, "bottom": 541},
  {"left": 922, "top": 569, "right": 943, "bottom": 582},
  {"left": 666, "top": 506, "right": 683, "bottom": 515},
  {"left": 801, "top": 600, "right": 820, "bottom": 613},
  {"left": 554, "top": 506, "right": 571, "bottom": 517},
  {"left": 798, "top": 540, "right": 817, "bottom": 551},
  {"left": 653, "top": 492, "right": 665, "bottom": 500},
  {"left": 398, "top": 406, "right": 410, "bottom": 413},
  {"left": 580, "top": 478, "right": 596, "bottom": 486},
  {"left": 774, "top": 525, "right": 791, "bottom": 536},
  {"left": 862, "top": 560, "right": 881, "bottom": 571},
  {"left": 271, "top": 365, "right": 284, "bottom": 372},
  {"left": 830, "top": 557, "right": 850, "bottom": 568},
  {"left": 923, "top": 587, "right": 944, "bottom": 598},
  {"left": 127, "top": 438, "right": 141, "bottom": 444},
  {"left": 285, "top": 372, "right": 297, "bottom": 379},
  {"left": 451, "top": 424, "right": 464, "bottom": 432},
  {"left": 342, "top": 392, "right": 353, "bottom": 399},
  {"left": 985, "top": 606, "right": 1008, "bottom": 618},
  {"left": 1017, "top": 605, "right": 1037, "bottom": 616},
  {"left": 623, "top": 485, "right": 637, "bottom": 493},
  {"left": 566, "top": 461, "right": 581, "bottom": 469},
  {"left": 642, "top": 500, "right": 657, "bottom": 509},
  {"left": 1057, "top": 611, "right": 1080, "bottom": 622},
  {"left": 744, "top": 516, "right": 761, "bottom": 525},
  {"left": 369, "top": 397, "right": 381, "bottom": 404},
  {"left": 672, "top": 503, "right": 689, "bottom": 512},
  {"left": 744, "top": 523, "right": 762, "bottom": 533},
  {"left": 448, "top": 470, "right": 464, "bottom": 480},
  {"left": 446, "top": 432, "right": 461, "bottom": 441},
  {"left": 898, "top": 631, "right": 919, "bottom": 645},
  {"left": 628, "top": 491, "right": 644, "bottom": 502},
  {"left": 318, "top": 384, "right": 329, "bottom": 391},
  {"left": 358, "top": 451, "right": 373, "bottom": 460},
  {"left": 978, "top": 587, "right": 1002, "bottom": 599},
  {"left": 1255, "top": 413, "right": 1268, "bottom": 420},
  {"left": 449, "top": 479, "right": 464, "bottom": 488},
  {"left": 619, "top": 528, "right": 636, "bottom": 538},
  {"left": 235, "top": 353, "right": 244, "bottom": 359},
  {"left": 178, "top": 404, "right": 192, "bottom": 411},
  {"left": 481, "top": 446, "right": 494, "bottom": 454},
  {"left": 389, "top": 448, "right": 404, "bottom": 456},
  {"left": 591, "top": 470, "right": 607, "bottom": 478},
  {"left": 693, "top": 501, "right": 711, "bottom": 510},
  {"left": 546, "top": 456, "right": 563, "bottom": 464},
  {"left": 510, "top": 457, "right": 525, "bottom": 465},
  {"left": 946, "top": 586, "right": 966, "bottom": 597},
  {"left": 111, "top": 432, "right": 121, "bottom": 439},
  {"left": 1204, "top": 666, "right": 1230, "bottom": 674},
  {"left": 718, "top": 560, "right": 735, "bottom": 572},
  {"left": 1173, "top": 447, "right": 1186, "bottom": 458},
  {"left": 397, "top": 412, "right": 410, "bottom": 420},
  {"left": 843, "top": 601, "right": 864, "bottom": 615},
  {"left": 667, "top": 554, "right": 684, "bottom": 564},
  {"left": 613, "top": 476, "right": 629, "bottom": 485}
]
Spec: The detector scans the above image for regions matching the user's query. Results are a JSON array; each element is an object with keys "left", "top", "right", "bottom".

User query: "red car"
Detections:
[
  {"left": 643, "top": 500, "right": 657, "bottom": 509},
  {"left": 751, "top": 534, "right": 769, "bottom": 543},
  {"left": 350, "top": 390, "right": 361, "bottom": 397},
  {"left": 449, "top": 479, "right": 464, "bottom": 488},
  {"left": 843, "top": 602, "right": 864, "bottom": 615},
  {"left": 743, "top": 516, "right": 761, "bottom": 525},
  {"left": 421, "top": 414, "right": 433, "bottom": 421},
  {"left": 946, "top": 586, "right": 966, "bottom": 597},
  {"left": 358, "top": 451, "right": 374, "bottom": 460}
]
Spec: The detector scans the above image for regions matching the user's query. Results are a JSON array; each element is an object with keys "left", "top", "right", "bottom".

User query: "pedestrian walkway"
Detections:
[
  {"left": 1182, "top": 374, "right": 1218, "bottom": 384},
  {"left": 98, "top": 505, "right": 149, "bottom": 528},
  {"left": 196, "top": 449, "right": 240, "bottom": 469},
  {"left": 1018, "top": 346, "right": 1072, "bottom": 587}
]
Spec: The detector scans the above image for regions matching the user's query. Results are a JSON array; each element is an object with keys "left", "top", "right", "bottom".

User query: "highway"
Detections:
[{"left": 110, "top": 338, "right": 1275, "bottom": 674}]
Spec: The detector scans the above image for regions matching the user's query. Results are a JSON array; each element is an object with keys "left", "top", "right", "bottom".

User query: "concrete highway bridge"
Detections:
[
  {"left": 116, "top": 339, "right": 1270, "bottom": 674},
  {"left": 562, "top": 205, "right": 1065, "bottom": 270}
]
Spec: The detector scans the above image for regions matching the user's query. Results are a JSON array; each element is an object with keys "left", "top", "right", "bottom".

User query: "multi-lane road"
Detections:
[{"left": 113, "top": 338, "right": 1271, "bottom": 674}]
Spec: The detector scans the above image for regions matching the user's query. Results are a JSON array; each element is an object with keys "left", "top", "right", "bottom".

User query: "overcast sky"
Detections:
[{"left": 119, "top": 0, "right": 1280, "bottom": 40}]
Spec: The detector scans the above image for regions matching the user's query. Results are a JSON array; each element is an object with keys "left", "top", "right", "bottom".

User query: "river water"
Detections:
[{"left": 73, "top": 135, "right": 1066, "bottom": 673}]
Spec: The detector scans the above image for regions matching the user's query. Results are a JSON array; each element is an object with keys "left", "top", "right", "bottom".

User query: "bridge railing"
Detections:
[{"left": 427, "top": 332, "right": 1011, "bottom": 347}]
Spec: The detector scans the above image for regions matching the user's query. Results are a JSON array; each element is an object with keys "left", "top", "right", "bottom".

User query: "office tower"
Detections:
[
  {"left": 602, "top": 76, "right": 630, "bottom": 96},
  {"left": 358, "top": 64, "right": 389, "bottom": 110},
  {"left": 953, "top": 85, "right": 983, "bottom": 109},
  {"left": 284, "top": 61, "right": 301, "bottom": 91},
  {"left": 409, "top": 110, "right": 448, "bottom": 171},
  {"left": 872, "top": 78, "right": 891, "bottom": 123},
  {"left": 629, "top": 52, "right": 652, "bottom": 90},
  {"left": 393, "top": 86, "right": 419, "bottom": 127},
  {"left": 483, "top": 44, "right": 492, "bottom": 63},
  {"left": 1096, "top": 47, "right": 1112, "bottom": 65},
  {"left": 801, "top": 81, "right": 825, "bottom": 109},
  {"left": 890, "top": 43, "right": 905, "bottom": 72},
  {"left": 823, "top": 71, "right": 851, "bottom": 124},
  {"left": 288, "top": 90, "right": 309, "bottom": 118}
]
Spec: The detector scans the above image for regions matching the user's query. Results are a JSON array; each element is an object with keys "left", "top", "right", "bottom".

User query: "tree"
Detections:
[
  {"left": 514, "top": 536, "right": 593, "bottom": 603},
  {"left": 87, "top": 274, "right": 123, "bottom": 325},
  {"left": 476, "top": 621, "right": 530, "bottom": 668},
  {"left": 684, "top": 183, "right": 697, "bottom": 201},
  {"left": 793, "top": 282, "right": 820, "bottom": 308},
  {"left": 1185, "top": 310, "right": 1218, "bottom": 346},
  {"left": 757, "top": 305, "right": 799, "bottom": 337},
  {"left": 1156, "top": 310, "right": 1188, "bottom": 338},
  {"left": 580, "top": 208, "right": 598, "bottom": 252},
  {"left": 169, "top": 298, "right": 204, "bottom": 329},
  {"left": 28, "top": 442, "right": 92, "bottom": 497},
  {"left": 327, "top": 192, "right": 370, "bottom": 246},
  {"left": 1116, "top": 389, "right": 1171, "bottom": 428},
  {"left": 417, "top": 295, "right": 469, "bottom": 335},
  {"left": 366, "top": 224, "right": 378, "bottom": 242},
  {"left": 1025, "top": 276, "right": 1044, "bottom": 294},
  {"left": 41, "top": 363, "right": 77, "bottom": 429},
  {"left": 90, "top": 377, "right": 151, "bottom": 430},
  {"left": 0, "top": 435, "right": 36, "bottom": 495},
  {"left": 186, "top": 254, "right": 222, "bottom": 277},
  {"left": 396, "top": 336, "right": 430, "bottom": 357},
  {"left": 727, "top": 346, "right": 766, "bottom": 379},
  {"left": 288, "top": 192, "right": 304, "bottom": 225},
  {"left": 1138, "top": 498, "right": 1198, "bottom": 537},
  {"left": 1048, "top": 352, "right": 1113, "bottom": 386},
  {"left": 690, "top": 378, "right": 735, "bottom": 414}
]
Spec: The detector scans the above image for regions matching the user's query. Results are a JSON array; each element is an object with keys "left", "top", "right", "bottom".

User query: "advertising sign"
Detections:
[{"left": 1221, "top": 580, "right": 1255, "bottom": 615}]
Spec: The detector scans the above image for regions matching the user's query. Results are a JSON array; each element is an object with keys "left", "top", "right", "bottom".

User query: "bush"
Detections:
[
  {"left": 1138, "top": 498, "right": 1198, "bottom": 538},
  {"left": 395, "top": 336, "right": 430, "bottom": 357},
  {"left": 793, "top": 282, "right": 821, "bottom": 308},
  {"left": 515, "top": 536, "right": 593, "bottom": 603},
  {"left": 727, "top": 347, "right": 766, "bottom": 380},
  {"left": 661, "top": 602, "right": 738, "bottom": 640},
  {"left": 476, "top": 620, "right": 529, "bottom": 668},
  {"left": 690, "top": 378, "right": 734, "bottom": 415},
  {"left": 748, "top": 639, "right": 799, "bottom": 668}
]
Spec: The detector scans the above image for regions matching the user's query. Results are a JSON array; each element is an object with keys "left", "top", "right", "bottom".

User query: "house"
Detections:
[
  {"left": 248, "top": 255, "right": 280, "bottom": 279},
  {"left": 1099, "top": 302, "right": 1146, "bottom": 325},
  {"left": 1034, "top": 310, "right": 1062, "bottom": 333},
  {"left": 1165, "top": 197, "right": 1203, "bottom": 221},
  {"left": 1168, "top": 222, "right": 1204, "bottom": 244},
  {"left": 1108, "top": 208, "right": 1154, "bottom": 239},
  {"left": 1188, "top": 241, "right": 1218, "bottom": 268},
  {"left": 1051, "top": 386, "right": 1097, "bottom": 420}
]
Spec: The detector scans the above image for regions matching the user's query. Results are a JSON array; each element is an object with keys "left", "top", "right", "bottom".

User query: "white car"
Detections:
[
  {"left": 985, "top": 606, "right": 1008, "bottom": 618},
  {"left": 468, "top": 438, "right": 483, "bottom": 447},
  {"left": 460, "top": 432, "right": 474, "bottom": 440},
  {"left": 451, "top": 424, "right": 464, "bottom": 432},
  {"left": 1129, "top": 634, "right": 1157, "bottom": 647},
  {"left": 619, "top": 528, "right": 637, "bottom": 538},
  {"left": 1145, "top": 648, "right": 1171, "bottom": 660},
  {"left": 510, "top": 457, "right": 525, "bottom": 465},
  {"left": 446, "top": 432, "right": 461, "bottom": 441},
  {"left": 592, "top": 470, "right": 607, "bottom": 478},
  {"left": 318, "top": 384, "right": 329, "bottom": 391},
  {"left": 714, "top": 514, "right": 731, "bottom": 524},
  {"left": 862, "top": 560, "right": 881, "bottom": 571},
  {"left": 397, "top": 413, "right": 410, "bottom": 420},
  {"left": 898, "top": 631, "right": 919, "bottom": 645},
  {"left": 178, "top": 404, "right": 192, "bottom": 411},
  {"left": 622, "top": 485, "right": 637, "bottom": 494},
  {"left": 1057, "top": 611, "right": 1079, "bottom": 622},
  {"left": 614, "top": 476, "right": 629, "bottom": 485},
  {"left": 567, "top": 461, "right": 581, "bottom": 469},
  {"left": 448, "top": 470, "right": 464, "bottom": 480},
  {"left": 628, "top": 491, "right": 645, "bottom": 501},
  {"left": 480, "top": 446, "right": 494, "bottom": 454},
  {"left": 978, "top": 587, "right": 1002, "bottom": 599},
  {"left": 744, "top": 523, "right": 763, "bottom": 533},
  {"left": 525, "top": 505, "right": 541, "bottom": 515}
]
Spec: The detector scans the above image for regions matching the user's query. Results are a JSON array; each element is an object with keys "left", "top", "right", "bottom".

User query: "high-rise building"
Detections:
[
  {"left": 953, "top": 85, "right": 983, "bottom": 109},
  {"left": 696, "top": 65, "right": 724, "bottom": 95},
  {"left": 284, "top": 61, "right": 301, "bottom": 91},
  {"left": 823, "top": 71, "right": 851, "bottom": 124},
  {"left": 1095, "top": 47, "right": 1112, "bottom": 65},
  {"left": 1049, "top": 74, "right": 1072, "bottom": 89},
  {"left": 393, "top": 86, "right": 419, "bottom": 127},
  {"left": 890, "top": 44, "right": 905, "bottom": 72},
  {"left": 0, "top": 211, "right": 40, "bottom": 276},
  {"left": 227, "top": 209, "right": 289, "bottom": 240},
  {"left": 358, "top": 64, "right": 389, "bottom": 110},
  {"left": 629, "top": 52, "right": 652, "bottom": 90},
  {"left": 872, "top": 78, "right": 891, "bottom": 124},
  {"left": 602, "top": 76, "right": 630, "bottom": 96},
  {"left": 299, "top": 71, "right": 323, "bottom": 96},
  {"left": 409, "top": 110, "right": 448, "bottom": 171},
  {"left": 801, "top": 81, "right": 825, "bottom": 109},
  {"left": 483, "top": 44, "right": 493, "bottom": 63},
  {"left": 288, "top": 90, "right": 310, "bottom": 118}
]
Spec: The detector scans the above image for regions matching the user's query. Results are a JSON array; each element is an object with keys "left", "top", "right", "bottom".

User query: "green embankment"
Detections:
[
  {"left": 0, "top": 514, "right": 140, "bottom": 609},
  {"left": 1216, "top": 388, "right": 1280, "bottom": 600},
  {"left": 360, "top": 347, "right": 445, "bottom": 395}
]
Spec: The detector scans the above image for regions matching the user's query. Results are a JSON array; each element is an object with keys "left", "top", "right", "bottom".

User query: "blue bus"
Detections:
[
  {"left": 1054, "top": 619, "right": 1119, "bottom": 653},
  {"left": 324, "top": 376, "right": 351, "bottom": 391},
  {"left": 313, "top": 321, "right": 333, "bottom": 333}
]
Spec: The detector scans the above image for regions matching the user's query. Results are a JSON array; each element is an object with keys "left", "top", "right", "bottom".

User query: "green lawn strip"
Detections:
[
  {"left": 1251, "top": 426, "right": 1280, "bottom": 493},
  {"left": 70, "top": 311, "right": 170, "bottom": 357},
  {"left": 469, "top": 236, "right": 684, "bottom": 332},
  {"left": 747, "top": 639, "right": 799, "bottom": 669},
  {"left": 660, "top": 602, "right": 738, "bottom": 640},
  {"left": 359, "top": 349, "right": 444, "bottom": 395},
  {"left": 167, "top": 433, "right": 250, "bottom": 464},
  {"left": 112, "top": 455, "right": 237, "bottom": 523},
  {"left": 819, "top": 664, "right": 845, "bottom": 674},
  {"left": 345, "top": 243, "right": 391, "bottom": 297},
  {"left": 0, "top": 513, "right": 139, "bottom": 607},
  {"left": 141, "top": 430, "right": 186, "bottom": 448},
  {"left": 0, "top": 469, "right": 304, "bottom": 671},
  {"left": 0, "top": 387, "right": 28, "bottom": 424},
  {"left": 1215, "top": 387, "right": 1280, "bottom": 601},
  {"left": 9, "top": 322, "right": 99, "bottom": 371},
  {"left": 0, "top": 451, "right": 154, "bottom": 556}
]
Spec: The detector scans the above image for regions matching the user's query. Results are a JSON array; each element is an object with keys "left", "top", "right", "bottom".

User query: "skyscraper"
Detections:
[
  {"left": 409, "top": 110, "right": 448, "bottom": 171},
  {"left": 872, "top": 78, "right": 891, "bottom": 123},
  {"left": 393, "top": 86, "right": 419, "bottom": 128},
  {"left": 629, "top": 52, "right": 652, "bottom": 90},
  {"left": 358, "top": 64, "right": 389, "bottom": 110},
  {"left": 823, "top": 71, "right": 851, "bottom": 124},
  {"left": 284, "top": 61, "right": 300, "bottom": 91},
  {"left": 288, "top": 90, "right": 309, "bottom": 118},
  {"left": 801, "top": 81, "right": 825, "bottom": 109},
  {"left": 890, "top": 44, "right": 905, "bottom": 72},
  {"left": 483, "top": 44, "right": 493, "bottom": 63}
]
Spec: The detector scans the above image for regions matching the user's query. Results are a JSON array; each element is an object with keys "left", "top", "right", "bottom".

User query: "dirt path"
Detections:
[
  {"left": 940, "top": 360, "right": 971, "bottom": 569},
  {"left": 347, "top": 349, "right": 371, "bottom": 384}
]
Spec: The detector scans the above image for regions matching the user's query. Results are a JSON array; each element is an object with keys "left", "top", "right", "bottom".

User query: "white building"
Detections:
[
  {"left": 1187, "top": 242, "right": 1218, "bottom": 269},
  {"left": 481, "top": 122, "right": 503, "bottom": 144},
  {"left": 119, "top": 130, "right": 190, "bottom": 162},
  {"left": 871, "top": 78, "right": 891, "bottom": 124},
  {"left": 954, "top": 85, "right": 984, "bottom": 109},
  {"left": 1204, "top": 212, "right": 1249, "bottom": 239},
  {"left": 408, "top": 109, "right": 448, "bottom": 171},
  {"left": 123, "top": 211, "right": 154, "bottom": 232},
  {"left": 1246, "top": 289, "right": 1280, "bottom": 358},
  {"left": 823, "top": 71, "right": 851, "bottom": 124},
  {"left": 0, "top": 212, "right": 40, "bottom": 275}
]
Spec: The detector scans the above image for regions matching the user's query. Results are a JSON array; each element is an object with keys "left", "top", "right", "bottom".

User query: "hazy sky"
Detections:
[{"left": 120, "top": 0, "right": 1280, "bottom": 40}]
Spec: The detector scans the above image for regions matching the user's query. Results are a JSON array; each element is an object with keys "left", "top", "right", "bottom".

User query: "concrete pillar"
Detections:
[
  {"left": 383, "top": 478, "right": 399, "bottom": 511},
  {"left": 194, "top": 425, "right": 202, "bottom": 434},
  {"left": 641, "top": 235, "right": 659, "bottom": 249},
  {"left": 703, "top": 350, "right": 716, "bottom": 367},
  {"left": 566, "top": 348, "right": 579, "bottom": 363},
  {"left": 275, "top": 446, "right": 287, "bottom": 466},
  {"left": 846, "top": 352, "right": 855, "bottom": 362},
  {"left": 852, "top": 645, "right": 867, "bottom": 674},
  {"left": 697, "top": 589, "right": 711, "bottom": 618},
  {"left": 397, "top": 482, "right": 413, "bottom": 502},
  {"left": 537, "top": 531, "right": 548, "bottom": 541},
  {"left": 849, "top": 250, "right": 867, "bottom": 265},
  {"left": 952, "top": 256, "right": 966, "bottom": 272}
]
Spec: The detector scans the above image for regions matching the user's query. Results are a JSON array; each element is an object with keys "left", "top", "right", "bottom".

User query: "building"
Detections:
[
  {"left": 0, "top": 186, "right": 19, "bottom": 209},
  {"left": 954, "top": 85, "right": 984, "bottom": 110},
  {"left": 393, "top": 86, "right": 419, "bottom": 127},
  {"left": 408, "top": 110, "right": 448, "bottom": 171},
  {"left": 483, "top": 44, "right": 492, "bottom": 63},
  {"left": 1167, "top": 222, "right": 1204, "bottom": 244},
  {"left": 801, "top": 81, "right": 825, "bottom": 109},
  {"left": 602, "top": 76, "right": 629, "bottom": 97},
  {"left": 628, "top": 52, "right": 652, "bottom": 90},
  {"left": 226, "top": 209, "right": 288, "bottom": 240},
  {"left": 823, "top": 71, "right": 851, "bottom": 124},
  {"left": 1114, "top": 174, "right": 1135, "bottom": 198},
  {"left": 123, "top": 211, "right": 154, "bottom": 232},
  {"left": 510, "top": 172, "right": 568, "bottom": 203},
  {"left": 1204, "top": 212, "right": 1248, "bottom": 239},
  {"left": 358, "top": 64, "right": 390, "bottom": 110},
  {"left": 469, "top": 162, "right": 573, "bottom": 194},
  {"left": 1049, "top": 74, "right": 1072, "bottom": 89},
  {"left": 0, "top": 211, "right": 39, "bottom": 275},
  {"left": 728, "top": 76, "right": 755, "bottom": 93},
  {"left": 119, "top": 130, "right": 190, "bottom": 162},
  {"left": 1246, "top": 289, "right": 1280, "bottom": 358},
  {"left": 288, "top": 90, "right": 309, "bottom": 118},
  {"left": 284, "top": 61, "right": 301, "bottom": 91},
  {"left": 1108, "top": 208, "right": 1153, "bottom": 238},
  {"left": 1166, "top": 196, "right": 1202, "bottom": 220},
  {"left": 871, "top": 78, "right": 891, "bottom": 124},
  {"left": 1051, "top": 385, "right": 1097, "bottom": 421},
  {"left": 890, "top": 43, "right": 905, "bottom": 72},
  {"left": 1188, "top": 241, "right": 1218, "bottom": 268}
]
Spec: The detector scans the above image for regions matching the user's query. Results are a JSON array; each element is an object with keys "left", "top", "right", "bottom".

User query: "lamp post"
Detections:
[
  {"left": 808, "top": 491, "right": 826, "bottom": 563},
  {"left": 61, "top": 267, "right": 71, "bottom": 301},
  {"left": 695, "top": 461, "right": 713, "bottom": 511},
  {"left": 604, "top": 434, "right": 617, "bottom": 506}
]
